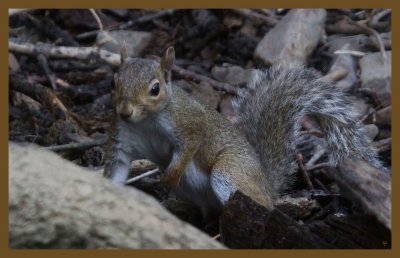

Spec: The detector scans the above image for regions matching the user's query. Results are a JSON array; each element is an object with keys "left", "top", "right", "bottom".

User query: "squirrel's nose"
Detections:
[
  {"left": 117, "top": 104, "right": 133, "bottom": 120},
  {"left": 118, "top": 109, "right": 133, "bottom": 120}
]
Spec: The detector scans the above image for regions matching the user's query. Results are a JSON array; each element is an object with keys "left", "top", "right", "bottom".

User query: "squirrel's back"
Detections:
[{"left": 233, "top": 63, "right": 387, "bottom": 193}]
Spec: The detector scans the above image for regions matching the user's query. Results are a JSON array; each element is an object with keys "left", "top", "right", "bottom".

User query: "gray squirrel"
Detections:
[{"left": 103, "top": 46, "right": 386, "bottom": 218}]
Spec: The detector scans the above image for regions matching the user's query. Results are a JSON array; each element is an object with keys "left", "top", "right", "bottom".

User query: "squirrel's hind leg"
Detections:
[
  {"left": 211, "top": 164, "right": 274, "bottom": 210},
  {"left": 210, "top": 170, "right": 237, "bottom": 205}
]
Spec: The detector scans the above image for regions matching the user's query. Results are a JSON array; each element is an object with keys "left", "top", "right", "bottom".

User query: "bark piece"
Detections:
[
  {"left": 328, "top": 158, "right": 391, "bottom": 229},
  {"left": 254, "top": 9, "right": 326, "bottom": 65},
  {"left": 220, "top": 192, "right": 329, "bottom": 249},
  {"left": 220, "top": 191, "right": 390, "bottom": 249},
  {"left": 359, "top": 51, "right": 391, "bottom": 107},
  {"left": 374, "top": 106, "right": 391, "bottom": 126}
]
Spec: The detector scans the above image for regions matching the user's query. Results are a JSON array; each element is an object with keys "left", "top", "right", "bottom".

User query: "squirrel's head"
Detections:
[{"left": 113, "top": 45, "right": 175, "bottom": 123}]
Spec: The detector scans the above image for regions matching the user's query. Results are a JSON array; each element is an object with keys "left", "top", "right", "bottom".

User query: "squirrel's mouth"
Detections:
[
  {"left": 117, "top": 103, "right": 147, "bottom": 122},
  {"left": 119, "top": 111, "right": 148, "bottom": 124}
]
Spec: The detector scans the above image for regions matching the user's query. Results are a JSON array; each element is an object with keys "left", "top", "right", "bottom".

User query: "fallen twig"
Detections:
[
  {"left": 9, "top": 73, "right": 69, "bottom": 119},
  {"left": 319, "top": 68, "right": 349, "bottom": 83},
  {"left": 172, "top": 64, "right": 238, "bottom": 95},
  {"left": 212, "top": 233, "right": 221, "bottom": 240},
  {"left": 120, "top": 9, "right": 176, "bottom": 30},
  {"left": 344, "top": 16, "right": 387, "bottom": 64},
  {"left": 373, "top": 137, "right": 391, "bottom": 153},
  {"left": 296, "top": 153, "right": 314, "bottom": 190},
  {"left": 89, "top": 9, "right": 118, "bottom": 47},
  {"left": 333, "top": 50, "right": 366, "bottom": 57},
  {"left": 126, "top": 168, "right": 160, "bottom": 184},
  {"left": 307, "top": 162, "right": 330, "bottom": 171},
  {"left": 26, "top": 14, "right": 79, "bottom": 47},
  {"left": 8, "top": 9, "right": 30, "bottom": 16},
  {"left": 37, "top": 53, "right": 58, "bottom": 90},
  {"left": 9, "top": 40, "right": 121, "bottom": 66},
  {"left": 89, "top": 9, "right": 104, "bottom": 31},
  {"left": 45, "top": 137, "right": 108, "bottom": 151},
  {"left": 306, "top": 146, "right": 326, "bottom": 167},
  {"left": 359, "top": 104, "right": 383, "bottom": 123},
  {"left": 75, "top": 9, "right": 176, "bottom": 40},
  {"left": 301, "top": 118, "right": 323, "bottom": 137},
  {"left": 299, "top": 129, "right": 323, "bottom": 137},
  {"left": 369, "top": 9, "right": 391, "bottom": 28},
  {"left": 232, "top": 9, "right": 278, "bottom": 26},
  {"left": 313, "top": 178, "right": 331, "bottom": 193}
]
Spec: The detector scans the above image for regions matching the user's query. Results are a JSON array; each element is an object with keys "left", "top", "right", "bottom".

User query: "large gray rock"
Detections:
[
  {"left": 9, "top": 143, "right": 225, "bottom": 249},
  {"left": 359, "top": 51, "right": 391, "bottom": 107},
  {"left": 254, "top": 9, "right": 326, "bottom": 65}
]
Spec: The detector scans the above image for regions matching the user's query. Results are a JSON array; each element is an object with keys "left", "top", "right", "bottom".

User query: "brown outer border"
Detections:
[{"left": 1, "top": 0, "right": 398, "bottom": 257}]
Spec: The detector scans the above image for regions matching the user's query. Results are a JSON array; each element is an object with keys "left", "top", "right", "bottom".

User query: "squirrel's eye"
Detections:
[{"left": 150, "top": 82, "right": 160, "bottom": 96}]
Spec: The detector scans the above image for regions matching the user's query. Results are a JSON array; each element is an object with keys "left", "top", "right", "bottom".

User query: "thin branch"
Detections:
[
  {"left": 126, "top": 169, "right": 160, "bottom": 184},
  {"left": 232, "top": 9, "right": 278, "bottom": 26},
  {"left": 296, "top": 153, "right": 314, "bottom": 190},
  {"left": 172, "top": 64, "right": 238, "bottom": 95},
  {"left": 8, "top": 9, "right": 30, "bottom": 16},
  {"left": 9, "top": 40, "right": 121, "bottom": 66},
  {"left": 359, "top": 23, "right": 387, "bottom": 64},
  {"left": 45, "top": 137, "right": 108, "bottom": 151},
  {"left": 299, "top": 129, "right": 323, "bottom": 137},
  {"left": 373, "top": 137, "right": 391, "bottom": 153},
  {"left": 313, "top": 178, "right": 331, "bottom": 193},
  {"left": 306, "top": 146, "right": 326, "bottom": 167},
  {"left": 75, "top": 9, "right": 176, "bottom": 40},
  {"left": 345, "top": 16, "right": 387, "bottom": 64},
  {"left": 120, "top": 9, "right": 176, "bottom": 30},
  {"left": 369, "top": 9, "right": 391, "bottom": 27},
  {"left": 307, "top": 162, "right": 330, "bottom": 171},
  {"left": 319, "top": 68, "right": 349, "bottom": 83},
  {"left": 26, "top": 14, "right": 79, "bottom": 47},
  {"left": 301, "top": 118, "right": 323, "bottom": 137},
  {"left": 89, "top": 9, "right": 103, "bottom": 31},
  {"left": 212, "top": 233, "right": 221, "bottom": 240},
  {"left": 37, "top": 53, "right": 58, "bottom": 90},
  {"left": 333, "top": 50, "right": 366, "bottom": 57},
  {"left": 10, "top": 73, "right": 69, "bottom": 118}
]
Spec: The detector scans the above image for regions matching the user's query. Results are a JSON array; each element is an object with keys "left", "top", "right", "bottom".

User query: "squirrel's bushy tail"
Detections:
[{"left": 233, "top": 63, "right": 386, "bottom": 193}]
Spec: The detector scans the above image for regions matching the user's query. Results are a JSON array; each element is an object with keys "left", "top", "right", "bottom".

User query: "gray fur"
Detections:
[
  {"left": 106, "top": 112, "right": 175, "bottom": 183},
  {"left": 233, "top": 63, "right": 387, "bottom": 193},
  {"left": 210, "top": 171, "right": 237, "bottom": 203},
  {"left": 175, "top": 161, "right": 222, "bottom": 217},
  {"left": 106, "top": 105, "right": 225, "bottom": 216}
]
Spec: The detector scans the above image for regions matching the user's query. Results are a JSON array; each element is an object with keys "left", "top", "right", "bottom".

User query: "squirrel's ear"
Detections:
[
  {"left": 120, "top": 41, "right": 128, "bottom": 65},
  {"left": 161, "top": 46, "right": 175, "bottom": 72}
]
